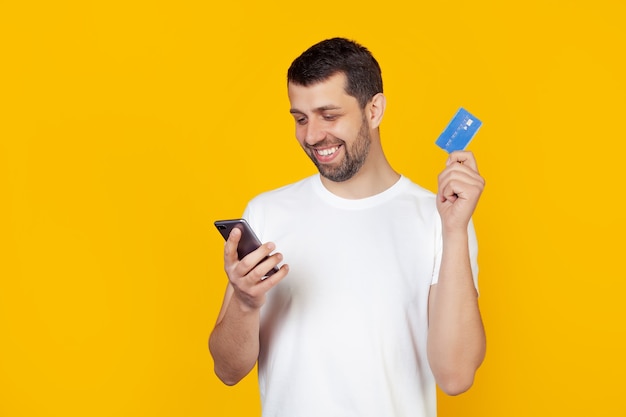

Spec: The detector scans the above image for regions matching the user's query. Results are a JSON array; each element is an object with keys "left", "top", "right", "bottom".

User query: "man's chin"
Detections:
[{"left": 318, "top": 167, "right": 355, "bottom": 183}]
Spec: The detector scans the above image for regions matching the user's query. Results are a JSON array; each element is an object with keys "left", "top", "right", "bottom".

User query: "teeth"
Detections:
[{"left": 317, "top": 146, "right": 339, "bottom": 156}]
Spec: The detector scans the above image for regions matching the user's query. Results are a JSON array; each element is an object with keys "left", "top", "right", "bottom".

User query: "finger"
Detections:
[
  {"left": 224, "top": 227, "right": 242, "bottom": 264},
  {"left": 439, "top": 188, "right": 458, "bottom": 203},
  {"left": 259, "top": 252, "right": 284, "bottom": 277},
  {"left": 244, "top": 251, "right": 283, "bottom": 282},
  {"left": 438, "top": 169, "right": 484, "bottom": 203},
  {"left": 440, "top": 157, "right": 485, "bottom": 190},
  {"left": 256, "top": 263, "right": 289, "bottom": 290},
  {"left": 440, "top": 172, "right": 484, "bottom": 195},
  {"left": 447, "top": 151, "right": 479, "bottom": 172},
  {"left": 237, "top": 262, "right": 289, "bottom": 304},
  {"left": 441, "top": 181, "right": 471, "bottom": 201},
  {"left": 439, "top": 169, "right": 485, "bottom": 191},
  {"left": 237, "top": 242, "right": 277, "bottom": 277},
  {"left": 440, "top": 179, "right": 484, "bottom": 208},
  {"left": 439, "top": 163, "right": 484, "bottom": 189}
]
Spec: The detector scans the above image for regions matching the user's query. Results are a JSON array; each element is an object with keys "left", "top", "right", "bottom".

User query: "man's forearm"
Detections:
[
  {"left": 209, "top": 297, "right": 261, "bottom": 386},
  {"left": 427, "top": 230, "right": 486, "bottom": 395}
]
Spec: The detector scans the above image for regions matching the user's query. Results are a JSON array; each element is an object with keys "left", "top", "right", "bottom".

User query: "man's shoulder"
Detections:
[
  {"left": 398, "top": 175, "right": 437, "bottom": 199},
  {"left": 248, "top": 175, "right": 317, "bottom": 206}
]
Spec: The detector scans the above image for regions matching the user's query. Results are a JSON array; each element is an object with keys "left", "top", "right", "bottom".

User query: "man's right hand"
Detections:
[{"left": 223, "top": 227, "right": 288, "bottom": 312}]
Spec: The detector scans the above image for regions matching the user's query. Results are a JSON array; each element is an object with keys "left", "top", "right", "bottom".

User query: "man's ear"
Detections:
[{"left": 367, "top": 93, "right": 386, "bottom": 129}]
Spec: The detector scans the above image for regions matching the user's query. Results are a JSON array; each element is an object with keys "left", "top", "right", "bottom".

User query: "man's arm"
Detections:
[
  {"left": 427, "top": 151, "right": 486, "bottom": 396},
  {"left": 209, "top": 227, "right": 288, "bottom": 385}
]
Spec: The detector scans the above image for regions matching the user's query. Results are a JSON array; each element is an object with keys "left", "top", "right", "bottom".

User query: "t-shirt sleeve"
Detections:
[
  {"left": 430, "top": 217, "right": 480, "bottom": 292},
  {"left": 242, "top": 198, "right": 268, "bottom": 241}
]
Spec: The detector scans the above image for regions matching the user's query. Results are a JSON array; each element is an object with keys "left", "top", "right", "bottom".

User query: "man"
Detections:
[{"left": 209, "top": 37, "right": 486, "bottom": 417}]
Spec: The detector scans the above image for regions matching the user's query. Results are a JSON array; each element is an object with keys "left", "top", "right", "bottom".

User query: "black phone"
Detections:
[{"left": 214, "top": 218, "right": 279, "bottom": 277}]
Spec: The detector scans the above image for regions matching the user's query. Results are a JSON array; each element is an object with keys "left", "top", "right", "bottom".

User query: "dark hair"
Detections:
[{"left": 287, "top": 37, "right": 383, "bottom": 109}]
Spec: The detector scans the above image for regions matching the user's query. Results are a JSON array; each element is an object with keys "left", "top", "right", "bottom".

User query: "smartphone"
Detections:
[{"left": 214, "top": 218, "right": 279, "bottom": 277}]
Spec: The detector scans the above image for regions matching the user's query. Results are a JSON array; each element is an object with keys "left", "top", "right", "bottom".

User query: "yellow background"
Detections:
[{"left": 1, "top": 1, "right": 625, "bottom": 416}]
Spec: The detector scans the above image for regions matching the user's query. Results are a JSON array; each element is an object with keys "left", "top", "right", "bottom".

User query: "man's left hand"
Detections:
[{"left": 436, "top": 151, "right": 485, "bottom": 232}]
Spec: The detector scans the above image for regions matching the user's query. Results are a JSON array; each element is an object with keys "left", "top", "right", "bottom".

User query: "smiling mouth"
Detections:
[{"left": 315, "top": 146, "right": 341, "bottom": 157}]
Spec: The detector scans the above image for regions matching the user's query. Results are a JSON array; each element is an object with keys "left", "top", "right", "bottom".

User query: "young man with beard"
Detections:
[{"left": 209, "top": 37, "right": 486, "bottom": 417}]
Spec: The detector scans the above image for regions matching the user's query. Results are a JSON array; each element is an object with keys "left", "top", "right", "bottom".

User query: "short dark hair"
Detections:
[{"left": 287, "top": 37, "right": 383, "bottom": 109}]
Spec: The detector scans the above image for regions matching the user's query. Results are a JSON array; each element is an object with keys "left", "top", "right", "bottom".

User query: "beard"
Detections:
[{"left": 305, "top": 116, "right": 371, "bottom": 183}]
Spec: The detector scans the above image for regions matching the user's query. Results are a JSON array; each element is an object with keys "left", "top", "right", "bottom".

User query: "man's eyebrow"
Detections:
[{"left": 289, "top": 105, "right": 342, "bottom": 114}]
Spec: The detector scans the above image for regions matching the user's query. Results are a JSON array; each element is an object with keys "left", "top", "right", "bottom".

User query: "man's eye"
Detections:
[
  {"left": 323, "top": 115, "right": 337, "bottom": 121},
  {"left": 296, "top": 117, "right": 307, "bottom": 125}
]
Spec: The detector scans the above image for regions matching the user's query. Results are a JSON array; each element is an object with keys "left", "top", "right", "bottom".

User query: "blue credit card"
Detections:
[{"left": 435, "top": 107, "right": 482, "bottom": 153}]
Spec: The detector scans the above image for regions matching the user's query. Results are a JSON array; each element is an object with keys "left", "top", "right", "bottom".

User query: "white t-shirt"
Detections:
[{"left": 244, "top": 174, "right": 478, "bottom": 417}]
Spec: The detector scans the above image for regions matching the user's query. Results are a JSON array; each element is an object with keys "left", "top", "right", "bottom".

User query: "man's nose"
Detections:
[{"left": 304, "top": 118, "right": 326, "bottom": 145}]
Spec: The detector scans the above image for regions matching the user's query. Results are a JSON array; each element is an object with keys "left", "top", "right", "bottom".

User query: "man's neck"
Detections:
[{"left": 320, "top": 160, "right": 400, "bottom": 199}]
